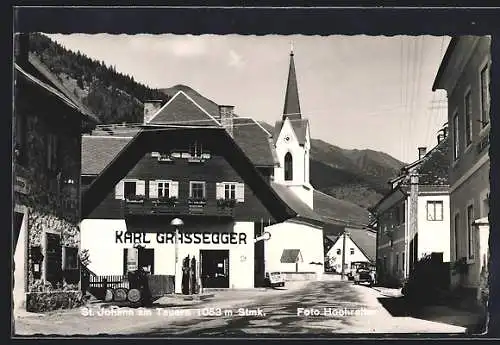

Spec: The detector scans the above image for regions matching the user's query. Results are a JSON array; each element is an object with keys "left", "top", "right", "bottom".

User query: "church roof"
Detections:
[
  {"left": 282, "top": 50, "right": 301, "bottom": 121},
  {"left": 274, "top": 118, "right": 309, "bottom": 146}
]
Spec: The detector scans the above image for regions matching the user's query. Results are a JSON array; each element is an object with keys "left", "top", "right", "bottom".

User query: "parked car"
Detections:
[
  {"left": 264, "top": 272, "right": 285, "bottom": 288},
  {"left": 353, "top": 267, "right": 375, "bottom": 287}
]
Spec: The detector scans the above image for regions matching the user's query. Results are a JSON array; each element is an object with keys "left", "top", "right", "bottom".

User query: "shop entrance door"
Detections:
[{"left": 200, "top": 250, "right": 229, "bottom": 288}]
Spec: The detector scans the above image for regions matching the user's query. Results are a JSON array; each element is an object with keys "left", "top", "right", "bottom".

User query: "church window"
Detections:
[{"left": 284, "top": 152, "right": 293, "bottom": 181}]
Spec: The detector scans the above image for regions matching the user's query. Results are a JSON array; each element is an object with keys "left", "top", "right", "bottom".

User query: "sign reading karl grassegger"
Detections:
[{"left": 115, "top": 231, "right": 248, "bottom": 245}]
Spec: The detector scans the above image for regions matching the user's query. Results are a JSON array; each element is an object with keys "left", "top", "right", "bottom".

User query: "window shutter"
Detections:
[
  {"left": 216, "top": 183, "right": 224, "bottom": 199},
  {"left": 170, "top": 181, "right": 179, "bottom": 198},
  {"left": 115, "top": 181, "right": 125, "bottom": 200},
  {"left": 136, "top": 180, "right": 145, "bottom": 196},
  {"left": 150, "top": 180, "right": 158, "bottom": 199},
  {"left": 123, "top": 248, "right": 128, "bottom": 275},
  {"left": 236, "top": 183, "right": 245, "bottom": 202}
]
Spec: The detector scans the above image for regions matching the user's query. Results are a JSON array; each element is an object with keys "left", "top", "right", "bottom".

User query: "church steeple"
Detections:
[{"left": 282, "top": 44, "right": 301, "bottom": 120}]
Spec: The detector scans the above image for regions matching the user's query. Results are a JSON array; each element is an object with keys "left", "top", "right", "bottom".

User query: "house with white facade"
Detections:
[
  {"left": 325, "top": 228, "right": 376, "bottom": 274},
  {"left": 371, "top": 133, "right": 451, "bottom": 286}
]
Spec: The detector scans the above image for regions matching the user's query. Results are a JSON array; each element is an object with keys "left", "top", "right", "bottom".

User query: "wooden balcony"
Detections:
[{"left": 123, "top": 198, "right": 235, "bottom": 218}]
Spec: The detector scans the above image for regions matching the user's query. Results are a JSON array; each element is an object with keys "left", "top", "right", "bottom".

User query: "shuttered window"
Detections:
[{"left": 217, "top": 182, "right": 244, "bottom": 201}]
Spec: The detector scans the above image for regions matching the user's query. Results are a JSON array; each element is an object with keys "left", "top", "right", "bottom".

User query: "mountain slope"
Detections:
[{"left": 28, "top": 33, "right": 404, "bottom": 209}]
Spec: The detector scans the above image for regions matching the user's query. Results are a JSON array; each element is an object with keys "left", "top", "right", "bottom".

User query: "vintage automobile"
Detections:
[
  {"left": 353, "top": 267, "right": 375, "bottom": 286},
  {"left": 264, "top": 272, "right": 285, "bottom": 288}
]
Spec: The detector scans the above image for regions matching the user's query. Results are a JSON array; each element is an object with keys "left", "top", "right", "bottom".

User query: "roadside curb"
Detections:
[{"left": 371, "top": 286, "right": 403, "bottom": 298}]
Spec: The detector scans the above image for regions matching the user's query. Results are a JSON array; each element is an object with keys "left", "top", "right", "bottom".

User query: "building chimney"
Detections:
[
  {"left": 219, "top": 105, "right": 234, "bottom": 137},
  {"left": 143, "top": 100, "right": 163, "bottom": 124},
  {"left": 418, "top": 147, "right": 427, "bottom": 160},
  {"left": 14, "top": 33, "right": 29, "bottom": 67}
]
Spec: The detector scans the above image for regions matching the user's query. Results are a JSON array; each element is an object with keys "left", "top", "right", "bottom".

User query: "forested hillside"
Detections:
[{"left": 29, "top": 32, "right": 170, "bottom": 124}]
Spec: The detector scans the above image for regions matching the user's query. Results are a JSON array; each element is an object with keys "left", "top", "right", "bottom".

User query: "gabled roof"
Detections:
[
  {"left": 325, "top": 234, "right": 339, "bottom": 244},
  {"left": 274, "top": 118, "right": 309, "bottom": 146},
  {"left": 399, "top": 136, "right": 450, "bottom": 187},
  {"left": 347, "top": 227, "right": 377, "bottom": 263},
  {"left": 148, "top": 91, "right": 221, "bottom": 126},
  {"left": 82, "top": 126, "right": 297, "bottom": 222},
  {"left": 160, "top": 84, "right": 221, "bottom": 120},
  {"left": 313, "top": 189, "right": 371, "bottom": 228},
  {"left": 233, "top": 117, "right": 277, "bottom": 167},
  {"left": 282, "top": 50, "right": 301, "bottom": 121},
  {"left": 271, "top": 182, "right": 324, "bottom": 226},
  {"left": 280, "top": 249, "right": 302, "bottom": 263},
  {"left": 82, "top": 135, "right": 135, "bottom": 175},
  {"left": 329, "top": 228, "right": 376, "bottom": 263}
]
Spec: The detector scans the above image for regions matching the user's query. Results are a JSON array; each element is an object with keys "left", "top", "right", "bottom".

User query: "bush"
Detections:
[{"left": 26, "top": 291, "right": 83, "bottom": 313}]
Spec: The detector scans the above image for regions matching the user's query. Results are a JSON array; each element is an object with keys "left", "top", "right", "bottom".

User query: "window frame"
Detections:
[
  {"left": 479, "top": 62, "right": 490, "bottom": 130},
  {"left": 464, "top": 88, "right": 473, "bottom": 149},
  {"left": 224, "top": 183, "right": 236, "bottom": 200},
  {"left": 454, "top": 212, "right": 460, "bottom": 261},
  {"left": 189, "top": 181, "right": 206, "bottom": 199},
  {"left": 453, "top": 111, "right": 460, "bottom": 161},
  {"left": 466, "top": 204, "right": 474, "bottom": 260},
  {"left": 350, "top": 248, "right": 355, "bottom": 255},
  {"left": 123, "top": 181, "right": 137, "bottom": 199},
  {"left": 284, "top": 152, "right": 293, "bottom": 181},
  {"left": 426, "top": 200, "right": 444, "bottom": 221},
  {"left": 157, "top": 181, "right": 170, "bottom": 198}
]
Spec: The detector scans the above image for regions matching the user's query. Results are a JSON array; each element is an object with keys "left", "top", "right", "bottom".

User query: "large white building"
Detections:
[{"left": 372, "top": 136, "right": 451, "bottom": 286}]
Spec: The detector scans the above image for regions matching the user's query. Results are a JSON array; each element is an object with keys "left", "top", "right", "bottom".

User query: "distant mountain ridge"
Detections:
[{"left": 28, "top": 33, "right": 405, "bottom": 209}]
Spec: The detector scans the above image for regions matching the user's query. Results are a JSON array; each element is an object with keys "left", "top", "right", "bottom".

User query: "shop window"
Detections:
[
  {"left": 190, "top": 181, "right": 206, "bottom": 199},
  {"left": 284, "top": 152, "right": 293, "bottom": 181},
  {"left": 427, "top": 201, "right": 444, "bottom": 221}
]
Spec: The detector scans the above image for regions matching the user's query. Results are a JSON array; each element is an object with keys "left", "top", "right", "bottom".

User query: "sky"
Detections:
[{"left": 46, "top": 33, "right": 451, "bottom": 163}]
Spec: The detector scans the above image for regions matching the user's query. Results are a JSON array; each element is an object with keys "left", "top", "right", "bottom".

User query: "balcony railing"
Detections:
[{"left": 123, "top": 198, "right": 235, "bottom": 217}]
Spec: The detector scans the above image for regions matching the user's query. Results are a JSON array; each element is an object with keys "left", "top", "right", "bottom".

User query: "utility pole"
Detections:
[
  {"left": 409, "top": 170, "right": 419, "bottom": 274},
  {"left": 341, "top": 230, "right": 348, "bottom": 280}
]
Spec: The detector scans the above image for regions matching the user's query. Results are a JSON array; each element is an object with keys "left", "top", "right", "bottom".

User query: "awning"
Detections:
[{"left": 280, "top": 249, "right": 303, "bottom": 263}]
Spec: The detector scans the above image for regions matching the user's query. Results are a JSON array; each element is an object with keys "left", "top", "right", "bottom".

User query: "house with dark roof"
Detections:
[
  {"left": 79, "top": 79, "right": 329, "bottom": 291},
  {"left": 325, "top": 228, "right": 376, "bottom": 274},
  {"left": 371, "top": 133, "right": 450, "bottom": 287},
  {"left": 13, "top": 33, "right": 98, "bottom": 313}
]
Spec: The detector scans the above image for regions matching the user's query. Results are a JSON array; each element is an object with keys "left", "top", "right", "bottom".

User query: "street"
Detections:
[{"left": 15, "top": 278, "right": 472, "bottom": 336}]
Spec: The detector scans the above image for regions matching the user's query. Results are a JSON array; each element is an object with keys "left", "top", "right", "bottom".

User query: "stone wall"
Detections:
[{"left": 14, "top": 83, "right": 84, "bottom": 292}]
